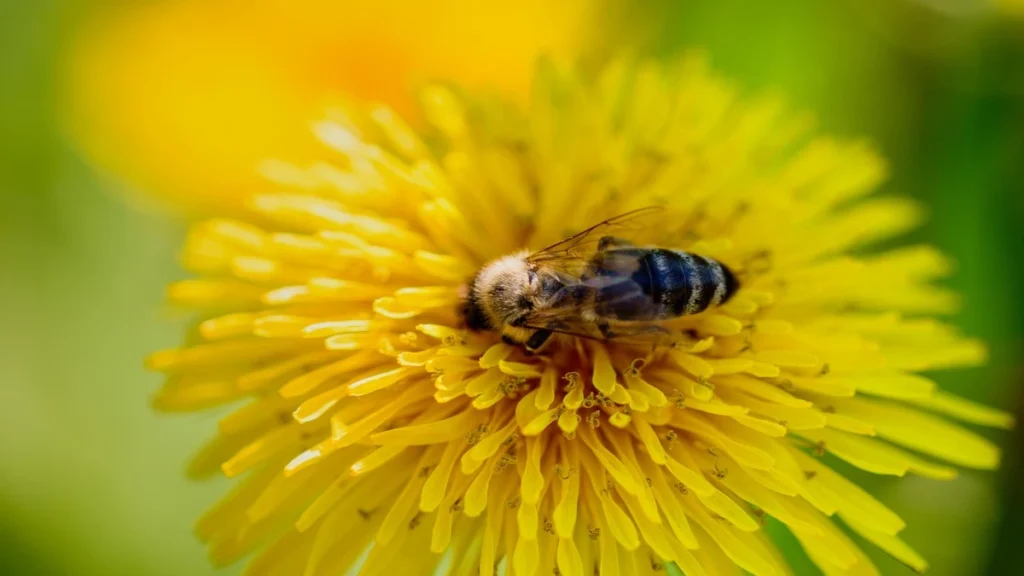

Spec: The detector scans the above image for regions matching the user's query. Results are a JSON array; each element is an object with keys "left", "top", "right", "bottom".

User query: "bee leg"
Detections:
[
  {"left": 597, "top": 236, "right": 634, "bottom": 251},
  {"left": 524, "top": 330, "right": 553, "bottom": 354},
  {"left": 501, "top": 334, "right": 521, "bottom": 346}
]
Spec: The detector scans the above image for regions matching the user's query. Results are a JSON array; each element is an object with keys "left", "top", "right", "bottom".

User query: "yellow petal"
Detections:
[
  {"left": 831, "top": 397, "right": 1001, "bottom": 469},
  {"left": 370, "top": 408, "right": 478, "bottom": 446},
  {"left": 419, "top": 441, "right": 461, "bottom": 513},
  {"left": 909, "top": 390, "right": 1015, "bottom": 429}
]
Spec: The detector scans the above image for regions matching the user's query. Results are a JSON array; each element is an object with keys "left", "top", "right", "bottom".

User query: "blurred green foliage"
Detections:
[{"left": 2, "top": 1, "right": 1022, "bottom": 574}]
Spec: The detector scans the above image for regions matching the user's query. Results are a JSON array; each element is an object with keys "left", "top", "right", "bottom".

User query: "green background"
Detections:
[{"left": 1, "top": 1, "right": 1022, "bottom": 574}]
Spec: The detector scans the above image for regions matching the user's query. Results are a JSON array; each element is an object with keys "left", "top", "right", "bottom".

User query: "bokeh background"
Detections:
[{"left": 2, "top": 1, "right": 1022, "bottom": 574}]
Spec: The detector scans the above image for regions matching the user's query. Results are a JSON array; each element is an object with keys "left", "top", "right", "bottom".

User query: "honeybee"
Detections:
[{"left": 461, "top": 207, "right": 739, "bottom": 353}]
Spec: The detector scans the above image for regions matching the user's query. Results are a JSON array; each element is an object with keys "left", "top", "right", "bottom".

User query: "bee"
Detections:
[{"left": 461, "top": 207, "right": 739, "bottom": 353}]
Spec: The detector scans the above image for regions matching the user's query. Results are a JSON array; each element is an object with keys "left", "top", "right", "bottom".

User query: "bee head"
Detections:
[{"left": 470, "top": 252, "right": 541, "bottom": 329}]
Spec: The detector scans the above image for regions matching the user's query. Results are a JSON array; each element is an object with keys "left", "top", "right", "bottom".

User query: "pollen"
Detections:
[{"left": 149, "top": 54, "right": 1012, "bottom": 575}]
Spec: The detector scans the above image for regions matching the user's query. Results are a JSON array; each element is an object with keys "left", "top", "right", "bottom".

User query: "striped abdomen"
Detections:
[{"left": 593, "top": 248, "right": 739, "bottom": 321}]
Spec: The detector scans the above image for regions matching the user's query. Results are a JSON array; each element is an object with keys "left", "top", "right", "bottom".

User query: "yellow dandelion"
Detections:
[{"left": 147, "top": 55, "right": 1013, "bottom": 576}]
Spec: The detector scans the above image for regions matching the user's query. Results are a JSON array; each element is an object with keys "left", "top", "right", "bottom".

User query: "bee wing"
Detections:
[
  {"left": 522, "top": 206, "right": 687, "bottom": 345},
  {"left": 527, "top": 206, "right": 667, "bottom": 274},
  {"left": 523, "top": 272, "right": 673, "bottom": 345}
]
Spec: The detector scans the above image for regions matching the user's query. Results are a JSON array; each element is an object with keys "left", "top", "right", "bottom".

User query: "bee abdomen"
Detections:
[{"left": 644, "top": 249, "right": 738, "bottom": 317}]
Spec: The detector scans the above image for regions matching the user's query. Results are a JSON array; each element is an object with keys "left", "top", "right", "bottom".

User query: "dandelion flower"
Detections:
[{"left": 147, "top": 55, "right": 1013, "bottom": 575}]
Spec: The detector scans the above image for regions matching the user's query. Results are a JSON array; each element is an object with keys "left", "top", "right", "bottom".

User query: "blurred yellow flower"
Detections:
[
  {"left": 148, "top": 56, "right": 1012, "bottom": 575},
  {"left": 64, "top": 0, "right": 594, "bottom": 213},
  {"left": 995, "top": 0, "right": 1024, "bottom": 16}
]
